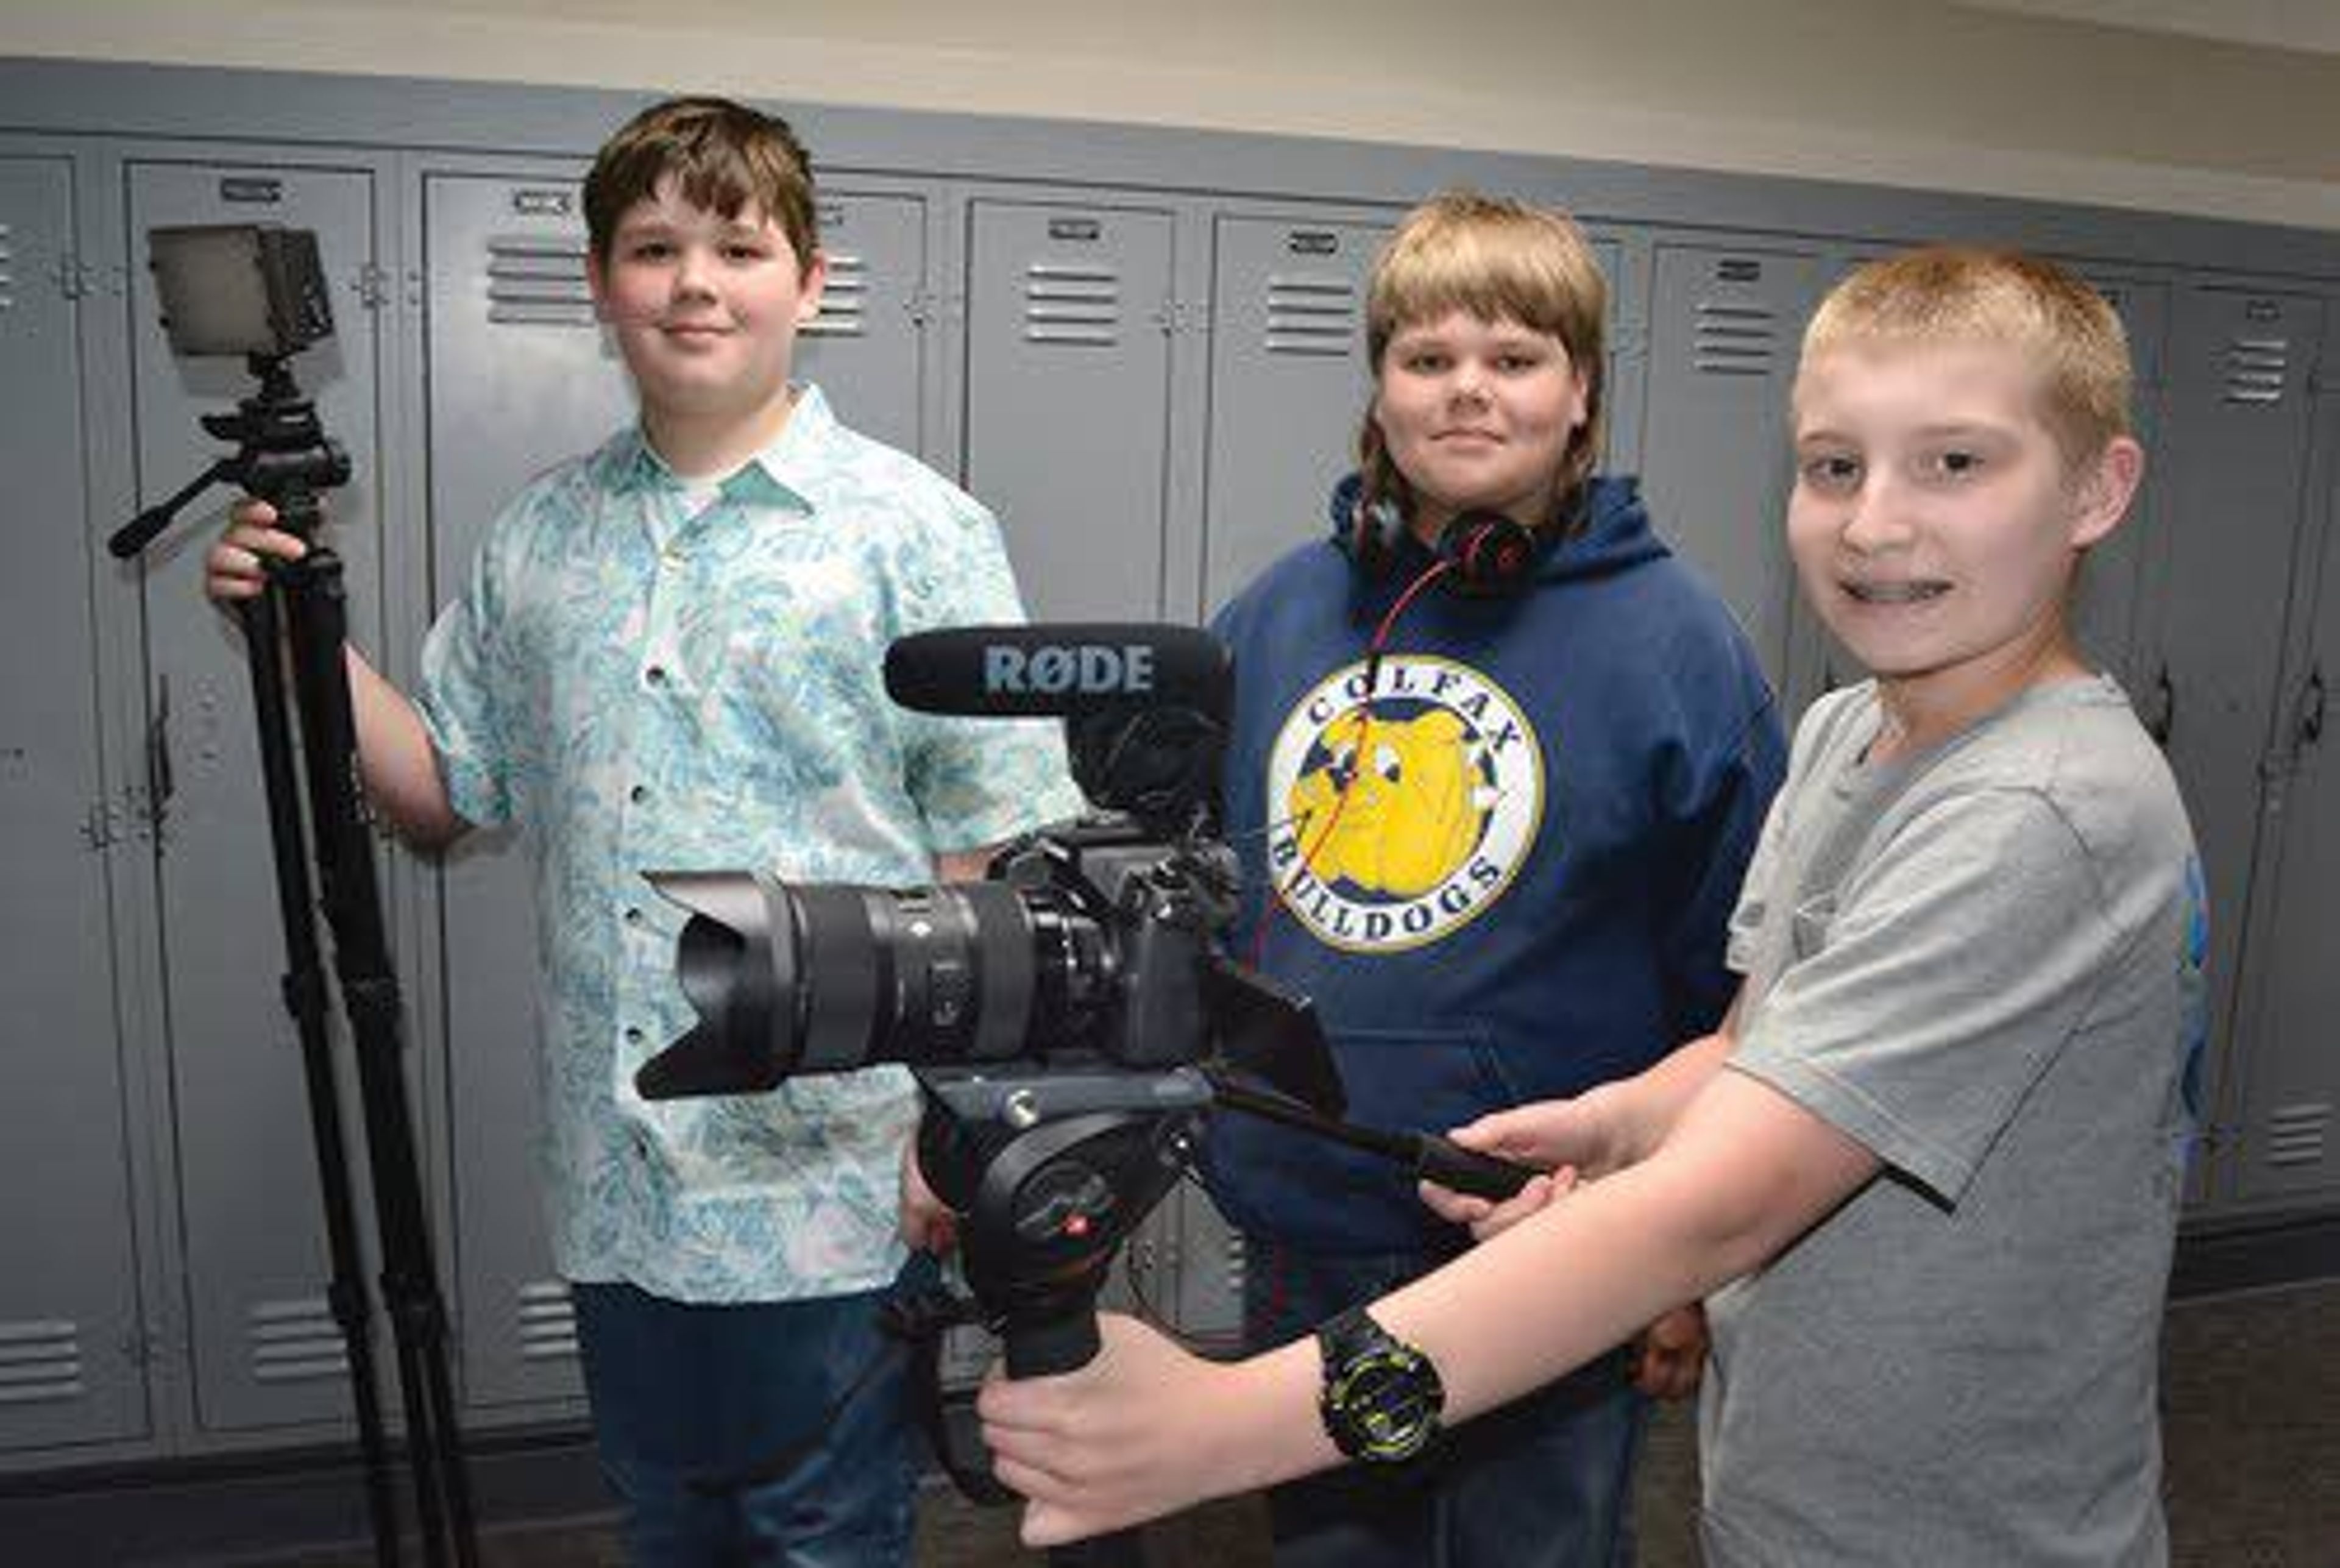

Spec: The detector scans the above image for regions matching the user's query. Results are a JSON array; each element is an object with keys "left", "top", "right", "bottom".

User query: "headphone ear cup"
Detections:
[{"left": 1438, "top": 510, "right": 1540, "bottom": 597}]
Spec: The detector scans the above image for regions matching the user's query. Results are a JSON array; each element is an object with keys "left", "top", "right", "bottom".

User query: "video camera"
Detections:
[{"left": 633, "top": 623, "right": 1534, "bottom": 1388}]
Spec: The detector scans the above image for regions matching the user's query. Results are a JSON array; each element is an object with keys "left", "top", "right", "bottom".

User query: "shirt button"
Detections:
[
  {"left": 645, "top": 664, "right": 668, "bottom": 687},
  {"left": 629, "top": 784, "right": 650, "bottom": 804},
  {"left": 624, "top": 1026, "right": 644, "bottom": 1045},
  {"left": 623, "top": 906, "right": 644, "bottom": 926}
]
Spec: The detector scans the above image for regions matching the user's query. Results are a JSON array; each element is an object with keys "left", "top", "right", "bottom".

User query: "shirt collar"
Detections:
[{"left": 594, "top": 382, "right": 837, "bottom": 517}]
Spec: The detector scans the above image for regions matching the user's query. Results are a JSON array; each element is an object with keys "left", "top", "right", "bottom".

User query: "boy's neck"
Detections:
[
  {"left": 643, "top": 383, "right": 801, "bottom": 480},
  {"left": 1870, "top": 633, "right": 2090, "bottom": 763}
]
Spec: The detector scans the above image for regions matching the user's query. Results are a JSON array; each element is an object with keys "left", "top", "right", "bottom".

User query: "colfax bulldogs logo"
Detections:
[{"left": 1266, "top": 656, "right": 1542, "bottom": 951}]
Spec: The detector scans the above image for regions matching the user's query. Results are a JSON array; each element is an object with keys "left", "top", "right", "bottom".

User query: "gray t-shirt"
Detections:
[{"left": 1700, "top": 676, "right": 2205, "bottom": 1567}]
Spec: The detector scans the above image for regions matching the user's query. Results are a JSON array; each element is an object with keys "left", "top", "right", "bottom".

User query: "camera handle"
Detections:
[{"left": 111, "top": 357, "right": 475, "bottom": 1568}]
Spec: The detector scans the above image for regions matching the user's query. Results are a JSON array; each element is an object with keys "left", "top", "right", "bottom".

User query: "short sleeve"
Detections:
[
  {"left": 416, "top": 535, "right": 515, "bottom": 828},
  {"left": 1729, "top": 788, "right": 2124, "bottom": 1203},
  {"left": 894, "top": 491, "right": 1085, "bottom": 850}
]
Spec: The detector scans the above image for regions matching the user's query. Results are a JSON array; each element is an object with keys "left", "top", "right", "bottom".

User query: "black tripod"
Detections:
[{"left": 112, "top": 357, "right": 478, "bottom": 1568}]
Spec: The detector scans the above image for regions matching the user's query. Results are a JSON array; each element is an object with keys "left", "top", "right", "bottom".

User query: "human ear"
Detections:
[
  {"left": 2071, "top": 436, "right": 2144, "bottom": 549},
  {"left": 794, "top": 249, "right": 829, "bottom": 325}
]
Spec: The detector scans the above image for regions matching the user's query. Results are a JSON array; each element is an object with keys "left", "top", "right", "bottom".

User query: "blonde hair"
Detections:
[
  {"left": 1800, "top": 246, "right": 2133, "bottom": 463},
  {"left": 1358, "top": 191, "right": 1609, "bottom": 532},
  {"left": 585, "top": 96, "right": 819, "bottom": 271}
]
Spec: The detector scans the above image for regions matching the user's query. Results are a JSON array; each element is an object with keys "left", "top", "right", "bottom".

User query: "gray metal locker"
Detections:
[
  {"left": 2143, "top": 285, "right": 2326, "bottom": 1215},
  {"left": 963, "top": 200, "right": 1175, "bottom": 619},
  {"left": 0, "top": 153, "right": 152, "bottom": 1455},
  {"left": 422, "top": 172, "right": 937, "bottom": 1410},
  {"left": 2221, "top": 358, "right": 2339, "bottom": 1208},
  {"left": 421, "top": 168, "right": 629, "bottom": 1414},
  {"left": 125, "top": 160, "right": 391, "bottom": 1433},
  {"left": 1201, "top": 214, "right": 1387, "bottom": 615},
  {"left": 1637, "top": 243, "right": 1823, "bottom": 692}
]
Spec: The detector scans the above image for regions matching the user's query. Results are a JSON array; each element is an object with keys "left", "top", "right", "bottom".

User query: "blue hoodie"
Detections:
[{"left": 1203, "top": 475, "right": 1785, "bottom": 1253}]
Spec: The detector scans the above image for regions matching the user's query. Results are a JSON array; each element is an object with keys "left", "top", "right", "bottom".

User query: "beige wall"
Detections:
[{"left": 7, "top": 0, "right": 2340, "bottom": 231}]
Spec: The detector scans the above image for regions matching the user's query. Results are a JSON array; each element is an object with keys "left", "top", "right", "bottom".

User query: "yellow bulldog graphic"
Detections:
[{"left": 1290, "top": 708, "right": 1487, "bottom": 898}]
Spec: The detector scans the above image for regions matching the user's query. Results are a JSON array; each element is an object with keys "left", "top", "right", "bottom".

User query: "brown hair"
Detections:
[
  {"left": 1358, "top": 190, "right": 1609, "bottom": 533},
  {"left": 584, "top": 96, "right": 818, "bottom": 269},
  {"left": 1799, "top": 246, "right": 2133, "bottom": 464}
]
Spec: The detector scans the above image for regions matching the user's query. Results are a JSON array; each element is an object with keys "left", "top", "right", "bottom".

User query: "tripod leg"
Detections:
[
  {"left": 238, "top": 583, "right": 405, "bottom": 1568},
  {"left": 277, "top": 543, "right": 480, "bottom": 1568}
]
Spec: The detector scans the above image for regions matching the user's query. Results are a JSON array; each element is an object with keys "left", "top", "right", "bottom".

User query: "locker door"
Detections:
[
  {"left": 798, "top": 191, "right": 930, "bottom": 458},
  {"left": 0, "top": 154, "right": 150, "bottom": 1453},
  {"left": 2144, "top": 286, "right": 2325, "bottom": 1213},
  {"left": 1638, "top": 244, "right": 1822, "bottom": 692},
  {"left": 125, "top": 160, "right": 389, "bottom": 1434},
  {"left": 2226, "top": 348, "right": 2339, "bottom": 1208},
  {"left": 963, "top": 200, "right": 1174, "bottom": 619},
  {"left": 422, "top": 169, "right": 629, "bottom": 1413},
  {"left": 1202, "top": 215, "right": 1385, "bottom": 615},
  {"left": 2230, "top": 537, "right": 2340, "bottom": 1202}
]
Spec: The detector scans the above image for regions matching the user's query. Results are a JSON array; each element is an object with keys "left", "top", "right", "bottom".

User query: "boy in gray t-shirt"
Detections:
[{"left": 973, "top": 248, "right": 2207, "bottom": 1567}]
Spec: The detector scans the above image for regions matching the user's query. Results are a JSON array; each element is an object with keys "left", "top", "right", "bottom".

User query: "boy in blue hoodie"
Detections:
[{"left": 1198, "top": 191, "right": 1785, "bottom": 1567}]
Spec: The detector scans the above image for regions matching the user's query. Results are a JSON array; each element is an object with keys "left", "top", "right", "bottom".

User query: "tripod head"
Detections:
[{"left": 108, "top": 224, "right": 348, "bottom": 561}]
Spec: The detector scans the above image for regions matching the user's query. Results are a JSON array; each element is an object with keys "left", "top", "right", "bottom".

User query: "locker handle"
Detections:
[
  {"left": 146, "top": 673, "right": 175, "bottom": 832},
  {"left": 2298, "top": 667, "right": 2325, "bottom": 752},
  {"left": 2145, "top": 666, "right": 2175, "bottom": 748}
]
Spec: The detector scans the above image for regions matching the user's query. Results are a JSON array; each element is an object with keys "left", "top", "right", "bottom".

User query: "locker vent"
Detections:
[
  {"left": 484, "top": 237, "right": 596, "bottom": 328},
  {"left": 518, "top": 1280, "right": 579, "bottom": 1361},
  {"left": 1022, "top": 262, "right": 1120, "bottom": 347},
  {"left": 1693, "top": 300, "right": 1776, "bottom": 377},
  {"left": 2264, "top": 1101, "right": 2330, "bottom": 1169},
  {"left": 1263, "top": 274, "right": 1358, "bottom": 357},
  {"left": 249, "top": 1297, "right": 350, "bottom": 1384},
  {"left": 804, "top": 251, "right": 867, "bottom": 338},
  {"left": 2224, "top": 336, "right": 2289, "bottom": 406},
  {"left": 0, "top": 1319, "right": 83, "bottom": 1406}
]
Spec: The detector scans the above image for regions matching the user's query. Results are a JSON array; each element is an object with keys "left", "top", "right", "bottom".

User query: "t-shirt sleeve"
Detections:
[
  {"left": 1728, "top": 787, "right": 2123, "bottom": 1204},
  {"left": 894, "top": 489, "right": 1087, "bottom": 850}
]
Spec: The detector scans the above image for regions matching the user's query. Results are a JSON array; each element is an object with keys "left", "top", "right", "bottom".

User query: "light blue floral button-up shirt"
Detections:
[{"left": 418, "top": 385, "right": 1084, "bottom": 1302}]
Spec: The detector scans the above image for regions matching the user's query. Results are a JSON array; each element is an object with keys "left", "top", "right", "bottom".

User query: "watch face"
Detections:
[{"left": 1329, "top": 1347, "right": 1442, "bottom": 1463}]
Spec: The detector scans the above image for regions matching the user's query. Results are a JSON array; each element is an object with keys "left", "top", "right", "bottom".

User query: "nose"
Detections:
[
  {"left": 670, "top": 244, "right": 717, "bottom": 300},
  {"left": 1837, "top": 472, "right": 1913, "bottom": 556},
  {"left": 1450, "top": 359, "right": 1489, "bottom": 405}
]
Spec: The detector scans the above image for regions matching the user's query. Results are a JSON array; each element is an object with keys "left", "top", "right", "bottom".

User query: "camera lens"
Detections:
[{"left": 640, "top": 871, "right": 1092, "bottom": 1099}]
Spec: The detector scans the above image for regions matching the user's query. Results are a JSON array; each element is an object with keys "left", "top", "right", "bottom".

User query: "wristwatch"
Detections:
[{"left": 1315, "top": 1305, "right": 1445, "bottom": 1464}]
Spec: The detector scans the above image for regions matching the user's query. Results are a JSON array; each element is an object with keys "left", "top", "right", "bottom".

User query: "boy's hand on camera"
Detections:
[
  {"left": 205, "top": 497, "right": 308, "bottom": 603},
  {"left": 1630, "top": 1304, "right": 1708, "bottom": 1400}
]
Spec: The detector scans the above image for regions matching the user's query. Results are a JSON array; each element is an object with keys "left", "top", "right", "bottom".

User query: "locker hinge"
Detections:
[
  {"left": 81, "top": 793, "right": 124, "bottom": 852},
  {"left": 52, "top": 253, "right": 95, "bottom": 300},
  {"left": 2260, "top": 665, "right": 2325, "bottom": 782},
  {"left": 355, "top": 263, "right": 393, "bottom": 312}
]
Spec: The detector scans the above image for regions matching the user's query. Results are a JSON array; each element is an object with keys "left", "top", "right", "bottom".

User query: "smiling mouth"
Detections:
[{"left": 1843, "top": 580, "right": 1950, "bottom": 605}]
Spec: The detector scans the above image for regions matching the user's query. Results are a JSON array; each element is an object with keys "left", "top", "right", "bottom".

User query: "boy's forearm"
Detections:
[
  {"left": 1586, "top": 1025, "right": 1736, "bottom": 1171},
  {"left": 342, "top": 647, "right": 465, "bottom": 848}
]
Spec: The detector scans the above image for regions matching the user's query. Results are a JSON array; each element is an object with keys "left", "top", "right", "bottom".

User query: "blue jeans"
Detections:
[
  {"left": 572, "top": 1275, "right": 918, "bottom": 1568},
  {"left": 1245, "top": 1240, "right": 1647, "bottom": 1568}
]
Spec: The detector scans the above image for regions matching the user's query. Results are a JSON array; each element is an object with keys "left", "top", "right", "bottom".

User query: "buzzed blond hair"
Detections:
[
  {"left": 1801, "top": 247, "right": 2133, "bottom": 464},
  {"left": 1359, "top": 191, "right": 1610, "bottom": 525}
]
